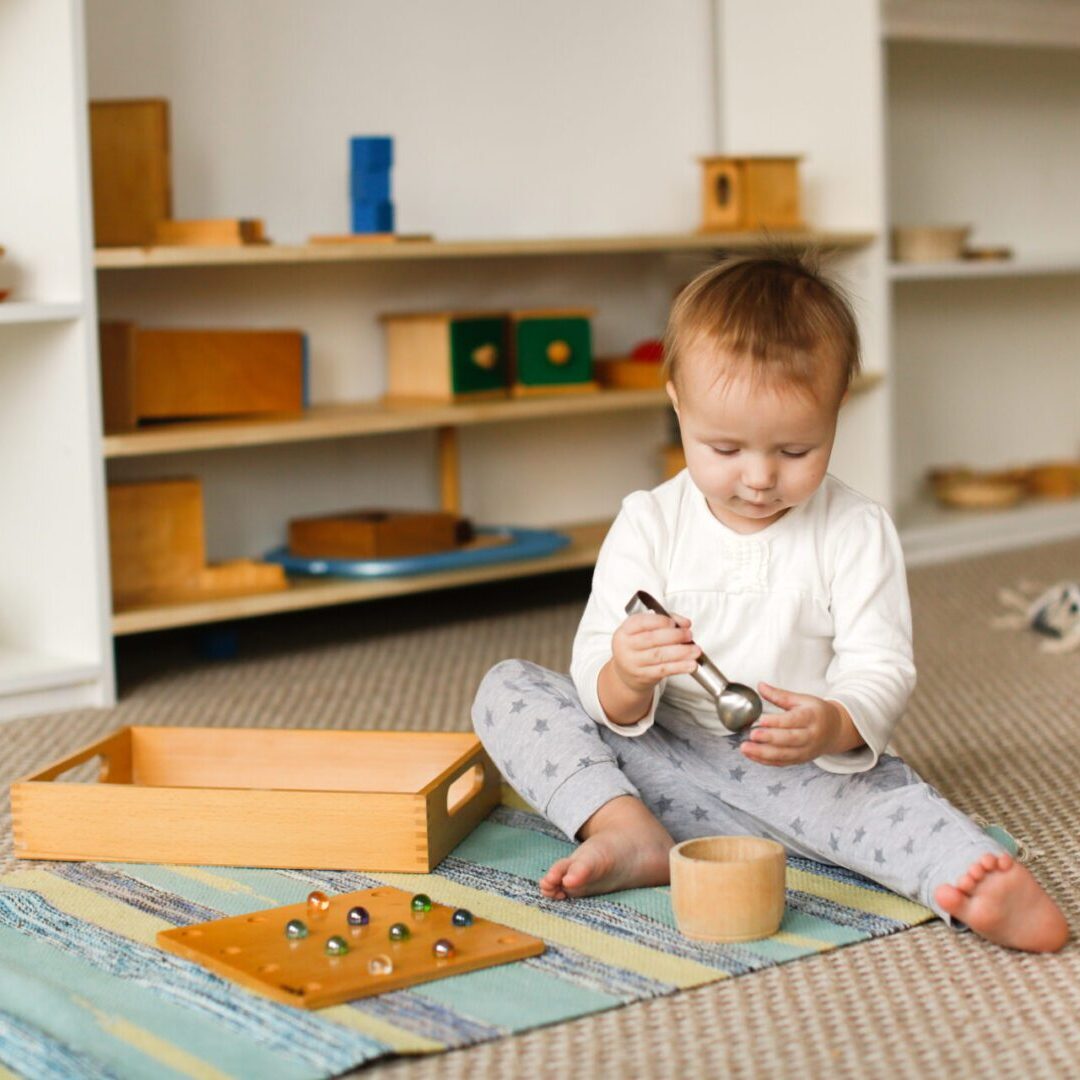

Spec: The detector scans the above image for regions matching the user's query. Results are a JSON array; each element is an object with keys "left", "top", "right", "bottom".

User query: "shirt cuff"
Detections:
[
  {"left": 580, "top": 663, "right": 662, "bottom": 737},
  {"left": 813, "top": 695, "right": 884, "bottom": 773}
]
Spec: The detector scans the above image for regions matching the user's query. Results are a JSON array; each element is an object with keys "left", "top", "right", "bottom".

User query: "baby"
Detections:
[{"left": 473, "top": 253, "right": 1068, "bottom": 953}]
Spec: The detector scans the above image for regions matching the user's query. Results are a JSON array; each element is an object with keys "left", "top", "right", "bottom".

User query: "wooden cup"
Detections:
[{"left": 670, "top": 835, "right": 786, "bottom": 942}]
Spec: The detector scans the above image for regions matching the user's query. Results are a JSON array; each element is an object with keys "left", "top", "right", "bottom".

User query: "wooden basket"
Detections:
[{"left": 11, "top": 727, "right": 500, "bottom": 872}]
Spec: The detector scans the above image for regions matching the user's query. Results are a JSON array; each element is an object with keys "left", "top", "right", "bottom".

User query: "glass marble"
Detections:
[
  {"left": 410, "top": 893, "right": 432, "bottom": 913},
  {"left": 368, "top": 954, "right": 393, "bottom": 975},
  {"left": 451, "top": 908, "right": 474, "bottom": 928},
  {"left": 284, "top": 919, "right": 308, "bottom": 940},
  {"left": 325, "top": 935, "right": 349, "bottom": 957},
  {"left": 307, "top": 890, "right": 331, "bottom": 913},
  {"left": 388, "top": 922, "right": 411, "bottom": 942},
  {"left": 346, "top": 905, "right": 370, "bottom": 927},
  {"left": 432, "top": 938, "right": 455, "bottom": 960}
]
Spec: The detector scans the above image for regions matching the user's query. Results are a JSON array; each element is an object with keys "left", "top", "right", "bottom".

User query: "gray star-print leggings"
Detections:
[{"left": 472, "top": 659, "right": 1008, "bottom": 921}]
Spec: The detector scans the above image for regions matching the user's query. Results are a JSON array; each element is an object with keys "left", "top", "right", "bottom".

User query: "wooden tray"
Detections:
[
  {"left": 157, "top": 884, "right": 544, "bottom": 1009},
  {"left": 11, "top": 727, "right": 500, "bottom": 871}
]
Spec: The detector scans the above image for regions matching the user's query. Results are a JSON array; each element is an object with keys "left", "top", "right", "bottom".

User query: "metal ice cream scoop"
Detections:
[{"left": 626, "top": 590, "right": 762, "bottom": 732}]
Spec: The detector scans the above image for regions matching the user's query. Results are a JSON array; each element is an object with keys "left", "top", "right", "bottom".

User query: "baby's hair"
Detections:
[{"left": 662, "top": 249, "right": 861, "bottom": 402}]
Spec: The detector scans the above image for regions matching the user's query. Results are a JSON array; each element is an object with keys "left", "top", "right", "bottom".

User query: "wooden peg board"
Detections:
[{"left": 156, "top": 885, "right": 544, "bottom": 1009}]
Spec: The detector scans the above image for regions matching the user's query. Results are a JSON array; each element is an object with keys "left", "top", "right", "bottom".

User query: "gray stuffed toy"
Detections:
[{"left": 993, "top": 580, "right": 1080, "bottom": 654}]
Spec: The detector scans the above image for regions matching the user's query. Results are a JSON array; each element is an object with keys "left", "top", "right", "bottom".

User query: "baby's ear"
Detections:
[{"left": 665, "top": 380, "right": 680, "bottom": 413}]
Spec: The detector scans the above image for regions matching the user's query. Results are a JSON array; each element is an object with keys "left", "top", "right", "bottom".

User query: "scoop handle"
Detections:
[{"left": 625, "top": 590, "right": 732, "bottom": 696}]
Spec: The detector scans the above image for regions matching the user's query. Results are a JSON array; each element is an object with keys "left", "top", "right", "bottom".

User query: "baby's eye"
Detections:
[
  {"left": 711, "top": 447, "right": 739, "bottom": 456},
  {"left": 781, "top": 449, "right": 811, "bottom": 458}
]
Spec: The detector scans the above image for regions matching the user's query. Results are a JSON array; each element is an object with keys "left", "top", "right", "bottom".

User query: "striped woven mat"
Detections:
[{"left": 0, "top": 793, "right": 1013, "bottom": 1079}]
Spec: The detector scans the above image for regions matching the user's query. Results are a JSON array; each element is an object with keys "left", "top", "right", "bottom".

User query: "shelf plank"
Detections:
[
  {"left": 890, "top": 256, "right": 1080, "bottom": 282},
  {"left": 0, "top": 648, "right": 101, "bottom": 697},
  {"left": 0, "top": 302, "right": 83, "bottom": 325},
  {"left": 94, "top": 229, "right": 875, "bottom": 271},
  {"left": 883, "top": 0, "right": 1080, "bottom": 49},
  {"left": 899, "top": 494, "right": 1080, "bottom": 566},
  {"left": 103, "top": 388, "right": 673, "bottom": 458},
  {"left": 102, "top": 373, "right": 883, "bottom": 460},
  {"left": 111, "top": 521, "right": 609, "bottom": 635}
]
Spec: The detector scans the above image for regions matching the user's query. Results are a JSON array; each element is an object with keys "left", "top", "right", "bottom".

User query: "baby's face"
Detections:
[{"left": 667, "top": 347, "right": 841, "bottom": 533}]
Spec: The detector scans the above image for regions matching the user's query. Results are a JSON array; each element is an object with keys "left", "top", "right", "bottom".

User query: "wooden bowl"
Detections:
[
  {"left": 932, "top": 476, "right": 1026, "bottom": 510},
  {"left": 891, "top": 225, "right": 971, "bottom": 263},
  {"left": 1027, "top": 462, "right": 1080, "bottom": 500},
  {"left": 670, "top": 835, "right": 786, "bottom": 942}
]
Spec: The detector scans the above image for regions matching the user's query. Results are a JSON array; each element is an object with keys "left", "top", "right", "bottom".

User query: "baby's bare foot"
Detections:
[
  {"left": 540, "top": 795, "right": 674, "bottom": 900},
  {"left": 934, "top": 853, "right": 1069, "bottom": 953}
]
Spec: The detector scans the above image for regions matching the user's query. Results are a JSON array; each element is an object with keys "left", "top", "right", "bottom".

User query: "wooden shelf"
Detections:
[
  {"left": 890, "top": 256, "right": 1080, "bottom": 282},
  {"left": 94, "top": 229, "right": 875, "bottom": 271},
  {"left": 899, "top": 494, "right": 1080, "bottom": 566},
  {"left": 883, "top": 0, "right": 1080, "bottom": 49},
  {"left": 0, "top": 301, "right": 83, "bottom": 325},
  {"left": 111, "top": 520, "right": 609, "bottom": 635},
  {"left": 102, "top": 374, "right": 884, "bottom": 460},
  {"left": 103, "top": 387, "right": 673, "bottom": 458}
]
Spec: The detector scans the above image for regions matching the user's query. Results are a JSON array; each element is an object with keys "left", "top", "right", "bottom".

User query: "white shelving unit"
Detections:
[
  {"left": 0, "top": 0, "right": 114, "bottom": 723},
  {"left": 884, "top": 18, "right": 1080, "bottom": 563}
]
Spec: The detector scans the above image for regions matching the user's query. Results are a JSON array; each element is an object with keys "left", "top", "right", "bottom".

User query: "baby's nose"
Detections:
[{"left": 743, "top": 459, "right": 776, "bottom": 490}]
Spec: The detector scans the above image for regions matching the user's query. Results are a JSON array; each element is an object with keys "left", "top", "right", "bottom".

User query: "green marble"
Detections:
[{"left": 325, "top": 935, "right": 349, "bottom": 957}]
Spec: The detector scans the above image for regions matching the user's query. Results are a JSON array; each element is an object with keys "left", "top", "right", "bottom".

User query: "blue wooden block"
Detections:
[
  {"left": 351, "top": 199, "right": 395, "bottom": 234},
  {"left": 351, "top": 136, "right": 393, "bottom": 172},
  {"left": 350, "top": 167, "right": 391, "bottom": 202}
]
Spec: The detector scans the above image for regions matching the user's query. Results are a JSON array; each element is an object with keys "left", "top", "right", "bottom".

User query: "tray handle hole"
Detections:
[{"left": 447, "top": 763, "right": 484, "bottom": 817}]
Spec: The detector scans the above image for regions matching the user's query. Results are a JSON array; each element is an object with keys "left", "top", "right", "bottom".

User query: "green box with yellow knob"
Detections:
[
  {"left": 508, "top": 308, "right": 598, "bottom": 397},
  {"left": 381, "top": 310, "right": 509, "bottom": 402}
]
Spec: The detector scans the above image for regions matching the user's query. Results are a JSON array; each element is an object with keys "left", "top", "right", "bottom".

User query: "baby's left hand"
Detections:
[{"left": 740, "top": 684, "right": 850, "bottom": 766}]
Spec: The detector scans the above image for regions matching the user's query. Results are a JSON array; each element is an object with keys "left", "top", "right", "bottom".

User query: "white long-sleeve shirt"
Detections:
[{"left": 570, "top": 470, "right": 916, "bottom": 773}]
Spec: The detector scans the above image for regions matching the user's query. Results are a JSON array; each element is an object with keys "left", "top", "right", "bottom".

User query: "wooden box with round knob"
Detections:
[
  {"left": 508, "top": 308, "right": 598, "bottom": 397},
  {"left": 381, "top": 310, "right": 509, "bottom": 402}
]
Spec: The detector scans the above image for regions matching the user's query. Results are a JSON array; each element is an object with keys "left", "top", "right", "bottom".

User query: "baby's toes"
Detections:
[
  {"left": 980, "top": 853, "right": 999, "bottom": 872},
  {"left": 968, "top": 862, "right": 988, "bottom": 883},
  {"left": 956, "top": 872, "right": 978, "bottom": 894}
]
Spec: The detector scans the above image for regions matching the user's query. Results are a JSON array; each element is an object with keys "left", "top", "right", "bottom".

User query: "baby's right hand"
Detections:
[{"left": 611, "top": 611, "right": 700, "bottom": 693}]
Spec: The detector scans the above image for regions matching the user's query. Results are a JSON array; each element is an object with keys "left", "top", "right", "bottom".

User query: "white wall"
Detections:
[{"left": 86, "top": 0, "right": 715, "bottom": 242}]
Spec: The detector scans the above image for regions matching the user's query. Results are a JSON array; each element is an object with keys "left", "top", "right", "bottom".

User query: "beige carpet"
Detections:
[{"left": 3, "top": 539, "right": 1079, "bottom": 1078}]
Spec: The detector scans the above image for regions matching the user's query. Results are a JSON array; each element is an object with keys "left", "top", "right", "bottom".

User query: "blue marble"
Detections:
[{"left": 451, "top": 908, "right": 474, "bottom": 928}]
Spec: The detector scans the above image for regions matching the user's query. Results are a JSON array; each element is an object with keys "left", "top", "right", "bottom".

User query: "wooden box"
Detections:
[
  {"left": 107, "top": 478, "right": 286, "bottom": 609},
  {"left": 382, "top": 311, "right": 509, "bottom": 402},
  {"left": 700, "top": 156, "right": 803, "bottom": 232},
  {"left": 99, "top": 322, "right": 306, "bottom": 432},
  {"left": 11, "top": 727, "right": 501, "bottom": 872},
  {"left": 90, "top": 99, "right": 172, "bottom": 247},
  {"left": 289, "top": 509, "right": 463, "bottom": 559},
  {"left": 508, "top": 308, "right": 597, "bottom": 397}
]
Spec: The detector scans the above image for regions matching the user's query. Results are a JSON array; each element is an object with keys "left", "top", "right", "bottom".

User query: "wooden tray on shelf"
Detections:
[{"left": 11, "top": 727, "right": 500, "bottom": 871}]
